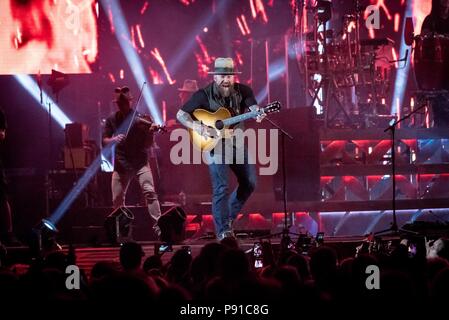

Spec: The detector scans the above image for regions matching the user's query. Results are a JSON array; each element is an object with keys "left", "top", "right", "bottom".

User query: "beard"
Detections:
[{"left": 218, "top": 83, "right": 234, "bottom": 97}]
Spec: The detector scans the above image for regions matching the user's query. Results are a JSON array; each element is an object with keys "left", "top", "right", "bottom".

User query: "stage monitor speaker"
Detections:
[
  {"left": 272, "top": 107, "right": 320, "bottom": 201},
  {"left": 104, "top": 207, "right": 134, "bottom": 244},
  {"left": 158, "top": 206, "right": 186, "bottom": 243}
]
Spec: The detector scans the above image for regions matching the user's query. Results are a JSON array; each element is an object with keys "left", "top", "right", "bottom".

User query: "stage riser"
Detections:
[
  {"left": 59, "top": 206, "right": 159, "bottom": 245},
  {"left": 56, "top": 206, "right": 449, "bottom": 245}
]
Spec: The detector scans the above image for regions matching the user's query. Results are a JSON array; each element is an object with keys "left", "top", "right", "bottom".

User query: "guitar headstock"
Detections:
[{"left": 263, "top": 101, "right": 281, "bottom": 114}]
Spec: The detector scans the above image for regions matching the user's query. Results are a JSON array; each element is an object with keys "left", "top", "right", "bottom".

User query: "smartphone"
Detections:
[
  {"left": 253, "top": 242, "right": 263, "bottom": 268},
  {"left": 182, "top": 245, "right": 191, "bottom": 255},
  {"left": 254, "top": 259, "right": 263, "bottom": 268},
  {"left": 408, "top": 243, "right": 417, "bottom": 257},
  {"left": 316, "top": 232, "right": 324, "bottom": 244}
]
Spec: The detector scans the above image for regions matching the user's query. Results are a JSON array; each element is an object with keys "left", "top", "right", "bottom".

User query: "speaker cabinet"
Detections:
[
  {"left": 65, "top": 123, "right": 89, "bottom": 148},
  {"left": 158, "top": 206, "right": 186, "bottom": 243},
  {"left": 271, "top": 107, "right": 320, "bottom": 201}
]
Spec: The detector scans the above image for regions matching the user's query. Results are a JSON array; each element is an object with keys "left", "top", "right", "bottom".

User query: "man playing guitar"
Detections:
[{"left": 176, "top": 57, "right": 265, "bottom": 241}]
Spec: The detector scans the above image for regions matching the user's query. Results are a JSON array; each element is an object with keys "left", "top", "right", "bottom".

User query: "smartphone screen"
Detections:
[
  {"left": 408, "top": 243, "right": 416, "bottom": 257},
  {"left": 254, "top": 259, "right": 263, "bottom": 268},
  {"left": 182, "top": 245, "right": 192, "bottom": 255},
  {"left": 253, "top": 242, "right": 263, "bottom": 268}
]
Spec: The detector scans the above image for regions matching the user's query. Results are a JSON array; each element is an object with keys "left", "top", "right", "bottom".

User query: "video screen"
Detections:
[{"left": 0, "top": 0, "right": 99, "bottom": 75}]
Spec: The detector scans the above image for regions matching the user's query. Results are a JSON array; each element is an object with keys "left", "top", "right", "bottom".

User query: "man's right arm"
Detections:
[
  {"left": 102, "top": 118, "right": 125, "bottom": 145},
  {"left": 176, "top": 91, "right": 218, "bottom": 137},
  {"left": 176, "top": 109, "right": 196, "bottom": 130},
  {"left": 103, "top": 135, "right": 125, "bottom": 145},
  {"left": 176, "top": 110, "right": 217, "bottom": 137}
]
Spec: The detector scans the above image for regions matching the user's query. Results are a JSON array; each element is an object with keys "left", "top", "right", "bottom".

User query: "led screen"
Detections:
[{"left": 0, "top": 0, "right": 98, "bottom": 75}]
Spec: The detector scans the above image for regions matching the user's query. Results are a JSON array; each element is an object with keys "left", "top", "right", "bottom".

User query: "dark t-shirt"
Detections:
[
  {"left": 103, "top": 110, "right": 153, "bottom": 172},
  {"left": 421, "top": 14, "right": 449, "bottom": 34},
  {"left": 181, "top": 82, "right": 257, "bottom": 116},
  {"left": 181, "top": 82, "right": 258, "bottom": 155}
]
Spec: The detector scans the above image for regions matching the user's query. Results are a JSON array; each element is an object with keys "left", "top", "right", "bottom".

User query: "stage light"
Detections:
[
  {"left": 48, "top": 147, "right": 112, "bottom": 226},
  {"left": 31, "top": 217, "right": 61, "bottom": 255},
  {"left": 14, "top": 74, "right": 71, "bottom": 128},
  {"left": 42, "top": 219, "right": 57, "bottom": 232}
]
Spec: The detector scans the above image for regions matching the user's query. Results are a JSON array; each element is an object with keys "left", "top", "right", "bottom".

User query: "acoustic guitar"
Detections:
[{"left": 189, "top": 101, "right": 281, "bottom": 152}]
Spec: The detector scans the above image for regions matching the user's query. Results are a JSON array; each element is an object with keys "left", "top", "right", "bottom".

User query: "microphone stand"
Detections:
[
  {"left": 46, "top": 101, "right": 54, "bottom": 218},
  {"left": 374, "top": 104, "right": 424, "bottom": 237},
  {"left": 259, "top": 117, "right": 297, "bottom": 250}
]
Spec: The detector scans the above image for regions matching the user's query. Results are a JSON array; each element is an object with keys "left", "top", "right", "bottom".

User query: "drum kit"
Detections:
[
  {"left": 304, "top": 1, "right": 449, "bottom": 128},
  {"left": 304, "top": 2, "right": 395, "bottom": 128},
  {"left": 414, "top": 33, "right": 449, "bottom": 91},
  {"left": 411, "top": 32, "right": 449, "bottom": 128}
]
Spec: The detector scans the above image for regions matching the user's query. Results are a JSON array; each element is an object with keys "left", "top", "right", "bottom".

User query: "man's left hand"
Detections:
[{"left": 250, "top": 105, "right": 266, "bottom": 123}]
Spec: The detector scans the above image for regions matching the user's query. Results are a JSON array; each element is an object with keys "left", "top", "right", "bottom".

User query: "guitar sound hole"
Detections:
[{"left": 215, "top": 120, "right": 224, "bottom": 130}]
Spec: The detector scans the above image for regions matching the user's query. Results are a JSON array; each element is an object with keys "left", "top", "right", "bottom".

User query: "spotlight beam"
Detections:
[
  {"left": 150, "top": 0, "right": 231, "bottom": 98},
  {"left": 47, "top": 111, "right": 136, "bottom": 226},
  {"left": 390, "top": 2, "right": 413, "bottom": 115},
  {"left": 256, "top": 59, "right": 285, "bottom": 102},
  {"left": 166, "top": 0, "right": 230, "bottom": 76},
  {"left": 14, "top": 74, "right": 71, "bottom": 128},
  {"left": 101, "top": 0, "right": 162, "bottom": 124}
]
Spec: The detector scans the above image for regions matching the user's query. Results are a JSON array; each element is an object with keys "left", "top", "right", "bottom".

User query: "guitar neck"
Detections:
[{"left": 221, "top": 110, "right": 259, "bottom": 127}]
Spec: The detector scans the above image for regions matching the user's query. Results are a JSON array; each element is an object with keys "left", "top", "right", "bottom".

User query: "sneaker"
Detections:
[{"left": 158, "top": 243, "right": 172, "bottom": 253}]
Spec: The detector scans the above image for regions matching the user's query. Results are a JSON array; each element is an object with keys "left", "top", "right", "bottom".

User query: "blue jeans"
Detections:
[{"left": 207, "top": 150, "right": 257, "bottom": 236}]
